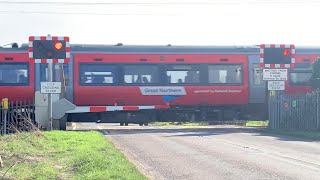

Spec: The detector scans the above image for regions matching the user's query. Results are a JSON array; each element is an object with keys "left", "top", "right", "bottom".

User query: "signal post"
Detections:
[
  {"left": 29, "top": 35, "right": 70, "bottom": 130},
  {"left": 260, "top": 44, "right": 295, "bottom": 121}
]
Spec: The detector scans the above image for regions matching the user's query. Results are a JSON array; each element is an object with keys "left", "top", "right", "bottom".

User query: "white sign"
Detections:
[
  {"left": 140, "top": 87, "right": 186, "bottom": 95},
  {"left": 263, "top": 69, "right": 288, "bottom": 81},
  {"left": 41, "top": 82, "right": 61, "bottom": 94},
  {"left": 268, "top": 81, "right": 285, "bottom": 90}
]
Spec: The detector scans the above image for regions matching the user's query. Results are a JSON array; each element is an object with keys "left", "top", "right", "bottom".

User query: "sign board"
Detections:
[
  {"left": 41, "top": 82, "right": 61, "bottom": 94},
  {"left": 268, "top": 81, "right": 285, "bottom": 90},
  {"left": 263, "top": 69, "right": 287, "bottom": 81}
]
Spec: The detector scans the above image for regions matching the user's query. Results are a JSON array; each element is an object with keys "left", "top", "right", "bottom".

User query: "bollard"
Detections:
[{"left": 1, "top": 98, "right": 8, "bottom": 134}]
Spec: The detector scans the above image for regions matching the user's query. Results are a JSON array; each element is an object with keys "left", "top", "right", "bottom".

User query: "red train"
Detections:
[{"left": 0, "top": 44, "right": 317, "bottom": 126}]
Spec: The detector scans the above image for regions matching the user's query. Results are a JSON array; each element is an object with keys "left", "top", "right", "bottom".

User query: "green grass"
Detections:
[
  {"left": 150, "top": 122, "right": 172, "bottom": 126},
  {"left": 181, "top": 122, "right": 209, "bottom": 126},
  {"left": 150, "top": 121, "right": 209, "bottom": 126},
  {"left": 245, "top": 120, "right": 269, "bottom": 127},
  {"left": 0, "top": 131, "right": 146, "bottom": 180},
  {"left": 265, "top": 129, "right": 320, "bottom": 140}
]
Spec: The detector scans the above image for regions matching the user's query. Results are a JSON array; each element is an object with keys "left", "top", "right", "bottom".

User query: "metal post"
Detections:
[
  {"left": 0, "top": 109, "right": 2, "bottom": 134},
  {"left": 48, "top": 62, "right": 53, "bottom": 130},
  {"left": 3, "top": 110, "right": 7, "bottom": 134},
  {"left": 316, "top": 90, "right": 320, "bottom": 130}
]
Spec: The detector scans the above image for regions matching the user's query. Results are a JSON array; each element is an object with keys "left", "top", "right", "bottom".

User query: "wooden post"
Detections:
[{"left": 0, "top": 155, "right": 4, "bottom": 167}]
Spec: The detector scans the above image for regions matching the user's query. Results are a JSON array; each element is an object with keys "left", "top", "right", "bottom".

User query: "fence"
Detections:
[
  {"left": 268, "top": 91, "right": 320, "bottom": 131},
  {"left": 0, "top": 100, "right": 37, "bottom": 135}
]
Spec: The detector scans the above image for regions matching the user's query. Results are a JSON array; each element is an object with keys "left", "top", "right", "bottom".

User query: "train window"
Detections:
[
  {"left": 208, "top": 64, "right": 242, "bottom": 84},
  {"left": 124, "top": 65, "right": 159, "bottom": 84},
  {"left": 289, "top": 72, "right": 312, "bottom": 85},
  {"left": 0, "top": 63, "right": 29, "bottom": 85},
  {"left": 289, "top": 65, "right": 312, "bottom": 85},
  {"left": 253, "top": 64, "right": 262, "bottom": 85},
  {"left": 79, "top": 64, "right": 116, "bottom": 85},
  {"left": 40, "top": 64, "right": 69, "bottom": 85},
  {"left": 166, "top": 65, "right": 200, "bottom": 84},
  {"left": 61, "top": 64, "right": 69, "bottom": 86}
]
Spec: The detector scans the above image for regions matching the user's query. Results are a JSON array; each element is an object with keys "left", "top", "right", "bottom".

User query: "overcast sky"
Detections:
[{"left": 0, "top": 0, "right": 319, "bottom": 47}]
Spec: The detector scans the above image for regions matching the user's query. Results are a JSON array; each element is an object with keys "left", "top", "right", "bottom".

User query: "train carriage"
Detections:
[
  {"left": 0, "top": 49, "right": 34, "bottom": 102},
  {"left": 0, "top": 44, "right": 319, "bottom": 127}
]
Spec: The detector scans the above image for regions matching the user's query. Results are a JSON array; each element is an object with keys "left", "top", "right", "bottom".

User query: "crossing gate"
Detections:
[
  {"left": 0, "top": 100, "right": 37, "bottom": 135},
  {"left": 268, "top": 91, "right": 320, "bottom": 131}
]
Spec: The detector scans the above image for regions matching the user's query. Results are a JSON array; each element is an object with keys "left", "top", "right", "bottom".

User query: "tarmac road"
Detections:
[{"left": 73, "top": 123, "right": 320, "bottom": 180}]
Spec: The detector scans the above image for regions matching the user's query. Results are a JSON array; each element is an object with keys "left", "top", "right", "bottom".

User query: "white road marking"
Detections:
[
  {"left": 209, "top": 136, "right": 320, "bottom": 168},
  {"left": 98, "top": 125, "right": 109, "bottom": 135},
  {"left": 72, "top": 123, "right": 77, "bottom": 130}
]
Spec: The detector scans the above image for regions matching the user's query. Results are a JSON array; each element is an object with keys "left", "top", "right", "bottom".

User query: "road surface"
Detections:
[{"left": 73, "top": 123, "right": 320, "bottom": 180}]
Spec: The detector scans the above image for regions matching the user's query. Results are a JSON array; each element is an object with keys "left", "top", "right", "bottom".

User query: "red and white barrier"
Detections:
[{"left": 67, "top": 105, "right": 170, "bottom": 113}]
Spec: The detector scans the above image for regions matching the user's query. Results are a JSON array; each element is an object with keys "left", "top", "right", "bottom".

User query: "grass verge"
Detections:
[
  {"left": 0, "top": 131, "right": 146, "bottom": 180},
  {"left": 245, "top": 121, "right": 269, "bottom": 127},
  {"left": 264, "top": 129, "right": 320, "bottom": 140},
  {"left": 150, "top": 121, "right": 209, "bottom": 126}
]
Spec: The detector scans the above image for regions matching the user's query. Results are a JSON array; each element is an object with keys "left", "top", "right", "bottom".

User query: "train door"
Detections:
[
  {"left": 247, "top": 55, "right": 267, "bottom": 120},
  {"left": 248, "top": 55, "right": 266, "bottom": 103}
]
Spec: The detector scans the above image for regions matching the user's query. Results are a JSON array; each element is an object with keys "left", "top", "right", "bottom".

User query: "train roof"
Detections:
[
  {"left": 70, "top": 44, "right": 261, "bottom": 54},
  {"left": 1, "top": 44, "right": 320, "bottom": 54}
]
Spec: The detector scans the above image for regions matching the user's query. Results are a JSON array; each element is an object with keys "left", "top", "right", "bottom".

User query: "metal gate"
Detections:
[
  {"left": 268, "top": 91, "right": 320, "bottom": 131},
  {"left": 0, "top": 100, "right": 37, "bottom": 135}
]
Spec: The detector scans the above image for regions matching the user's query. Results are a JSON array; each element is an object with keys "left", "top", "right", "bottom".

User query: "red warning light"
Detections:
[
  {"left": 54, "top": 42, "right": 63, "bottom": 50},
  {"left": 283, "top": 49, "right": 290, "bottom": 56},
  {"left": 47, "top": 51, "right": 53, "bottom": 57}
]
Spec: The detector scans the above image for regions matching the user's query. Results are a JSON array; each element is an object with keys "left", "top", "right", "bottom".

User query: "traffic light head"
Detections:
[
  {"left": 32, "top": 40, "right": 67, "bottom": 59},
  {"left": 263, "top": 47, "right": 292, "bottom": 64},
  {"left": 54, "top": 42, "right": 63, "bottom": 50}
]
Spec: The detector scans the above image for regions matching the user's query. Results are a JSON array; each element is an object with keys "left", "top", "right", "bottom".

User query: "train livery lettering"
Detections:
[
  {"left": 140, "top": 87, "right": 187, "bottom": 95},
  {"left": 194, "top": 89, "right": 242, "bottom": 93}
]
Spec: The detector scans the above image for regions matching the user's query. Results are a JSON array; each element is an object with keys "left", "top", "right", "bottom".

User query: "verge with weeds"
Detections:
[
  {"left": 0, "top": 131, "right": 146, "bottom": 180},
  {"left": 264, "top": 129, "right": 320, "bottom": 140},
  {"left": 245, "top": 121, "right": 269, "bottom": 127},
  {"left": 150, "top": 121, "right": 209, "bottom": 126}
]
